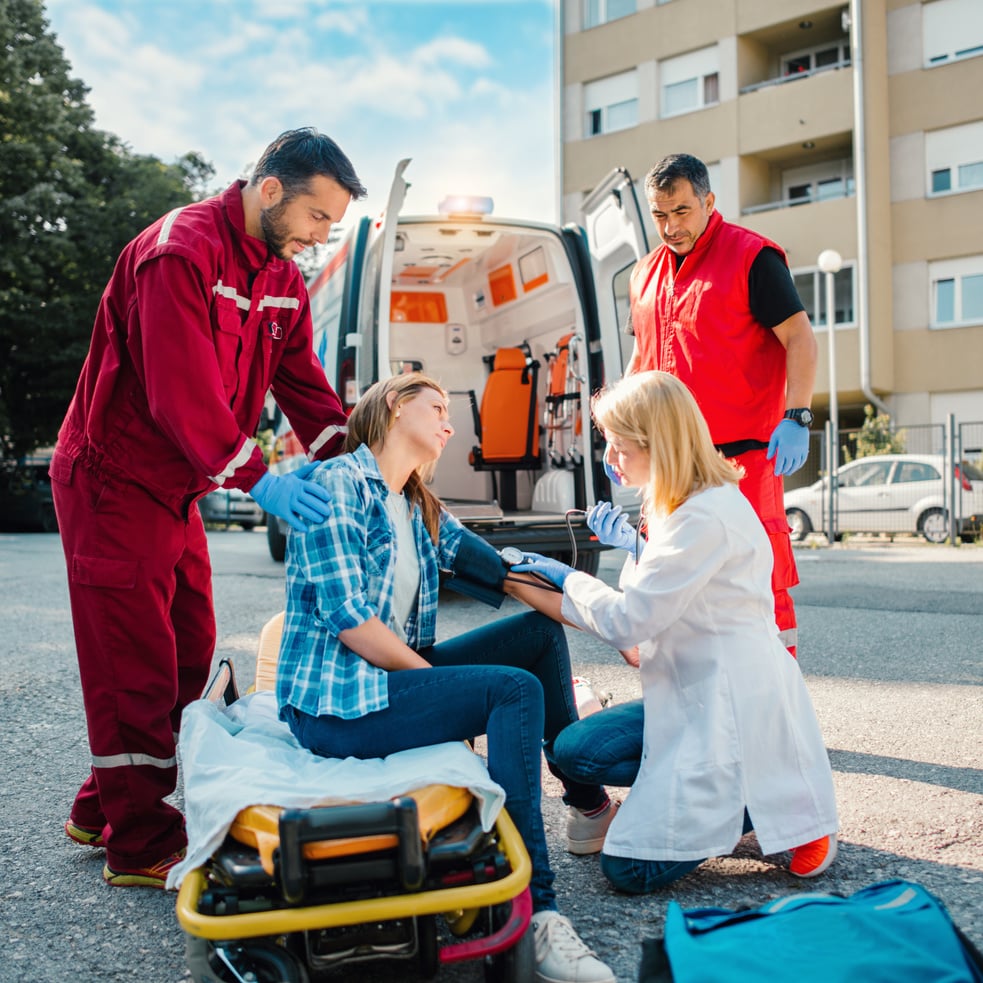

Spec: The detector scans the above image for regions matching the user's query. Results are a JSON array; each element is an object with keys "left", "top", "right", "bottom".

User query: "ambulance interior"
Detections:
[{"left": 385, "top": 218, "right": 599, "bottom": 520}]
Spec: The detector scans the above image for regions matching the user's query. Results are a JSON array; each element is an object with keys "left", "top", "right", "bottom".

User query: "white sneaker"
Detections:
[
  {"left": 531, "top": 911, "right": 615, "bottom": 983},
  {"left": 566, "top": 799, "right": 619, "bottom": 855}
]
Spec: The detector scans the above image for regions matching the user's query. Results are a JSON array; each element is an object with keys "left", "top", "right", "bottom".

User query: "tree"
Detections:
[
  {"left": 0, "top": 0, "right": 214, "bottom": 461},
  {"left": 846, "top": 404, "right": 907, "bottom": 460}
]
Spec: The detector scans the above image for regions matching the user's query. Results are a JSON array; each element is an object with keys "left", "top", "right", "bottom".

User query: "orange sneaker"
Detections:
[
  {"left": 789, "top": 834, "right": 837, "bottom": 877},
  {"left": 65, "top": 820, "right": 105, "bottom": 848},
  {"left": 103, "top": 848, "right": 186, "bottom": 889}
]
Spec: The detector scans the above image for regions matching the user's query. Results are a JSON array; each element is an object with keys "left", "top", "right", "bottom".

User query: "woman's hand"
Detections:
[
  {"left": 619, "top": 646, "right": 640, "bottom": 668},
  {"left": 586, "top": 502, "right": 637, "bottom": 556}
]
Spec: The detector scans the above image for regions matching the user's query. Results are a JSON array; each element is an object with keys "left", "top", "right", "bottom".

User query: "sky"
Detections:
[{"left": 42, "top": 0, "right": 558, "bottom": 226}]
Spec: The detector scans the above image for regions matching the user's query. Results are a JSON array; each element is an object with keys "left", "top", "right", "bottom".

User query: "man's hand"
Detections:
[
  {"left": 767, "top": 420, "right": 810, "bottom": 476},
  {"left": 586, "top": 502, "right": 636, "bottom": 556},
  {"left": 249, "top": 463, "right": 330, "bottom": 532}
]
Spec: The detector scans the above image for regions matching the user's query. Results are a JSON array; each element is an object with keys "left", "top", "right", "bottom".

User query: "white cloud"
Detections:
[{"left": 42, "top": 0, "right": 557, "bottom": 222}]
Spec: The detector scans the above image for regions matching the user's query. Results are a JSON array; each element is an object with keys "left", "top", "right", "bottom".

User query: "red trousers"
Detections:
[
  {"left": 734, "top": 450, "right": 799, "bottom": 655},
  {"left": 51, "top": 452, "right": 215, "bottom": 869}
]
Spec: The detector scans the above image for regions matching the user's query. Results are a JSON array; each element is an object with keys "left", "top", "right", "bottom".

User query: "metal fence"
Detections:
[{"left": 783, "top": 416, "right": 983, "bottom": 546}]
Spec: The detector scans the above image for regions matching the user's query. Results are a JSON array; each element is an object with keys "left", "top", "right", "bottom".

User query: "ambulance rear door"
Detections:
[
  {"left": 581, "top": 167, "right": 649, "bottom": 512},
  {"left": 581, "top": 167, "right": 649, "bottom": 381},
  {"left": 352, "top": 158, "right": 411, "bottom": 396}
]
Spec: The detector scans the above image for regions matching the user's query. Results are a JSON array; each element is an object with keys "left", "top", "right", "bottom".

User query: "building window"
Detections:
[
  {"left": 660, "top": 46, "right": 720, "bottom": 117},
  {"left": 931, "top": 256, "right": 983, "bottom": 328},
  {"left": 923, "top": 0, "right": 983, "bottom": 65},
  {"left": 781, "top": 41, "right": 850, "bottom": 77},
  {"left": 925, "top": 120, "right": 983, "bottom": 196},
  {"left": 584, "top": 70, "right": 638, "bottom": 137},
  {"left": 783, "top": 159, "right": 855, "bottom": 206},
  {"left": 792, "top": 265, "right": 856, "bottom": 330},
  {"left": 585, "top": 0, "right": 635, "bottom": 29}
]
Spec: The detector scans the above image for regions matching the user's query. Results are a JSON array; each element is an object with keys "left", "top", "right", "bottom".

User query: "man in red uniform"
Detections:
[
  {"left": 625, "top": 153, "right": 817, "bottom": 654},
  {"left": 51, "top": 128, "right": 366, "bottom": 887}
]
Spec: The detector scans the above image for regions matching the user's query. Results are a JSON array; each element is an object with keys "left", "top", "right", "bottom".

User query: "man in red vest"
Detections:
[{"left": 625, "top": 153, "right": 817, "bottom": 654}]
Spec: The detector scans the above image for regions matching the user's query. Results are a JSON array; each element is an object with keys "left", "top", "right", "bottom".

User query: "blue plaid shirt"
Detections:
[{"left": 277, "top": 443, "right": 466, "bottom": 720}]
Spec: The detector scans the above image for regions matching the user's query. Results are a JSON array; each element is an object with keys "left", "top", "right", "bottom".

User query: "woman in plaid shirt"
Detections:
[{"left": 276, "top": 373, "right": 615, "bottom": 983}]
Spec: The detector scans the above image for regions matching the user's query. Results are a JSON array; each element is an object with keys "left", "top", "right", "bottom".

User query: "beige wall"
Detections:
[
  {"left": 894, "top": 328, "right": 983, "bottom": 394},
  {"left": 563, "top": 103, "right": 738, "bottom": 196},
  {"left": 747, "top": 196, "right": 857, "bottom": 270},
  {"left": 890, "top": 192, "right": 983, "bottom": 265},
  {"left": 564, "top": 0, "right": 735, "bottom": 83},
  {"left": 889, "top": 57, "right": 983, "bottom": 135},
  {"left": 737, "top": 68, "right": 854, "bottom": 156}
]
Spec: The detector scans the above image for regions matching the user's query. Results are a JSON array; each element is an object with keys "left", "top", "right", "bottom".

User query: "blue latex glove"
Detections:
[
  {"left": 586, "top": 501, "right": 637, "bottom": 557},
  {"left": 249, "top": 462, "right": 331, "bottom": 533},
  {"left": 767, "top": 419, "right": 810, "bottom": 476},
  {"left": 603, "top": 453, "right": 622, "bottom": 487},
  {"left": 511, "top": 551, "right": 576, "bottom": 590}
]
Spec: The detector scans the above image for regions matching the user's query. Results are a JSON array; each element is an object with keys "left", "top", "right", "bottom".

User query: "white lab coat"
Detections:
[{"left": 560, "top": 484, "right": 838, "bottom": 861}]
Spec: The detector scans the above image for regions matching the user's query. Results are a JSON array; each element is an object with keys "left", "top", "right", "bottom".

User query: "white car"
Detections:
[
  {"left": 198, "top": 488, "right": 265, "bottom": 530},
  {"left": 784, "top": 453, "right": 983, "bottom": 544}
]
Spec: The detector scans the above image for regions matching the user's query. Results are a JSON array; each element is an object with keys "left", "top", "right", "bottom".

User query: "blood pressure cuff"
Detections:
[{"left": 441, "top": 528, "right": 507, "bottom": 608}]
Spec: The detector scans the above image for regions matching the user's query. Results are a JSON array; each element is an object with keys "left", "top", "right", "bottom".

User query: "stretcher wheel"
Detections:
[
  {"left": 483, "top": 906, "right": 535, "bottom": 983},
  {"left": 206, "top": 940, "right": 310, "bottom": 983}
]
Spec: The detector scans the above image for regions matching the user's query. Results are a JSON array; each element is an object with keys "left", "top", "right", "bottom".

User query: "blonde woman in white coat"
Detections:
[{"left": 511, "top": 371, "right": 839, "bottom": 892}]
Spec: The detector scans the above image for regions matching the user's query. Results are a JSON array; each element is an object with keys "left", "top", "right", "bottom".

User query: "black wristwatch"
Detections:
[{"left": 783, "top": 407, "right": 815, "bottom": 428}]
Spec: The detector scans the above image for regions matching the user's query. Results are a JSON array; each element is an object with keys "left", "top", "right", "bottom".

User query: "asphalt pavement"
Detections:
[{"left": 1, "top": 530, "right": 980, "bottom": 982}]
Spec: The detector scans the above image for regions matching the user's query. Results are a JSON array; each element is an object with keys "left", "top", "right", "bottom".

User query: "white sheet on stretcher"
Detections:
[{"left": 165, "top": 690, "right": 505, "bottom": 889}]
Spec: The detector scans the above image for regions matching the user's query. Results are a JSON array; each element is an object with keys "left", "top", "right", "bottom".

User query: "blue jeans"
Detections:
[
  {"left": 283, "top": 611, "right": 605, "bottom": 912},
  {"left": 548, "top": 698, "right": 645, "bottom": 789},
  {"left": 551, "top": 699, "right": 753, "bottom": 893},
  {"left": 601, "top": 812, "right": 754, "bottom": 893}
]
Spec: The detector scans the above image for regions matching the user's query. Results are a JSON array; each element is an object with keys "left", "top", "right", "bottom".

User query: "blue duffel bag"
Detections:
[{"left": 640, "top": 879, "right": 983, "bottom": 983}]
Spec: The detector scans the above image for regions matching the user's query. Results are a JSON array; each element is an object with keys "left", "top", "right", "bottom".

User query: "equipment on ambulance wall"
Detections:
[
  {"left": 466, "top": 344, "right": 541, "bottom": 511},
  {"left": 543, "top": 332, "right": 585, "bottom": 470}
]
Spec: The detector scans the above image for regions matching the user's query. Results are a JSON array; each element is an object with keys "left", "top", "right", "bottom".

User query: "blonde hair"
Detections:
[
  {"left": 345, "top": 373, "right": 446, "bottom": 543},
  {"left": 591, "top": 371, "right": 740, "bottom": 518}
]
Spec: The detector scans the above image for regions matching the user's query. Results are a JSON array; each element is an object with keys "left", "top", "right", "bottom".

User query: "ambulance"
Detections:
[{"left": 265, "top": 160, "right": 650, "bottom": 573}]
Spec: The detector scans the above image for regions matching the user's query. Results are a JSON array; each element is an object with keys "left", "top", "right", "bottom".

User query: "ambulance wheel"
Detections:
[
  {"left": 417, "top": 914, "right": 439, "bottom": 978},
  {"left": 207, "top": 940, "right": 310, "bottom": 983},
  {"left": 556, "top": 549, "right": 599, "bottom": 576},
  {"left": 484, "top": 923, "right": 535, "bottom": 983}
]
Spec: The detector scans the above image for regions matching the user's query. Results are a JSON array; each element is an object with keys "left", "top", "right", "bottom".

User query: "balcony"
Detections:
[{"left": 738, "top": 64, "right": 853, "bottom": 156}]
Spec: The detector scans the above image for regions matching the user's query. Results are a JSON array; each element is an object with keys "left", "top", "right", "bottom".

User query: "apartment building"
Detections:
[{"left": 558, "top": 0, "right": 983, "bottom": 434}]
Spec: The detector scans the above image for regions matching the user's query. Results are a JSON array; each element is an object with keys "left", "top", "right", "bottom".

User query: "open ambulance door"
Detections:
[
  {"left": 352, "top": 158, "right": 411, "bottom": 397},
  {"left": 581, "top": 167, "right": 649, "bottom": 511},
  {"left": 581, "top": 167, "right": 649, "bottom": 381}
]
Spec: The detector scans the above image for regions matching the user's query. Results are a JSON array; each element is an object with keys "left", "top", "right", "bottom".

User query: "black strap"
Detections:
[{"left": 715, "top": 438, "right": 769, "bottom": 458}]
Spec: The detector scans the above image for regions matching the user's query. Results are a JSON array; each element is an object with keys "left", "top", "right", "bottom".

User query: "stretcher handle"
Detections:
[{"left": 278, "top": 797, "right": 424, "bottom": 905}]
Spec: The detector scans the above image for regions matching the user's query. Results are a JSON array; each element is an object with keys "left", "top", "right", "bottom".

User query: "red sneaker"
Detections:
[
  {"left": 789, "top": 834, "right": 837, "bottom": 877},
  {"left": 65, "top": 820, "right": 105, "bottom": 849},
  {"left": 103, "top": 848, "right": 186, "bottom": 889}
]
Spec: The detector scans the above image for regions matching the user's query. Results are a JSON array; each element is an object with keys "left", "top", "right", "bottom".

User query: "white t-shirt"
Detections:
[{"left": 385, "top": 490, "right": 421, "bottom": 642}]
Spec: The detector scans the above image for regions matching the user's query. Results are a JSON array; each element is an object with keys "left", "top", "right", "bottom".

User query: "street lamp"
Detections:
[
  {"left": 817, "top": 248, "right": 842, "bottom": 434},
  {"left": 817, "top": 248, "right": 842, "bottom": 544}
]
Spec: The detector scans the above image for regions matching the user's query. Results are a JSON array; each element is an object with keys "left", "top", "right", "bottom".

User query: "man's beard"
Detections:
[{"left": 259, "top": 200, "right": 294, "bottom": 260}]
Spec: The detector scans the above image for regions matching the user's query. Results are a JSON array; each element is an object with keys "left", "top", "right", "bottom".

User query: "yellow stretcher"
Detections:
[{"left": 175, "top": 615, "right": 533, "bottom": 982}]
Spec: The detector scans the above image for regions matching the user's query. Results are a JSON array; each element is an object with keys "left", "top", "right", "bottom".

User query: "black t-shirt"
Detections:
[{"left": 627, "top": 246, "right": 805, "bottom": 335}]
